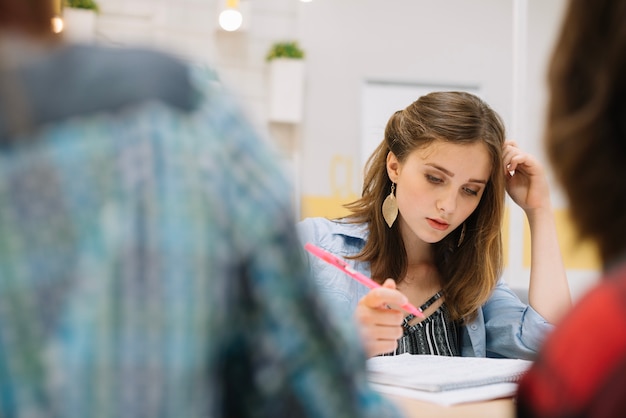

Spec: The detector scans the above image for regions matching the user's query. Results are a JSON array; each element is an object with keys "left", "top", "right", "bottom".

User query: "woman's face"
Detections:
[{"left": 386, "top": 140, "right": 492, "bottom": 246}]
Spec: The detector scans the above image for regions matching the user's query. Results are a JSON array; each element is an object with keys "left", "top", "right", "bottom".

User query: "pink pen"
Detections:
[{"left": 304, "top": 242, "right": 424, "bottom": 318}]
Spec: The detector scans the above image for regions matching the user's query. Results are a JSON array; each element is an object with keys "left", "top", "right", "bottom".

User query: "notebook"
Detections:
[{"left": 366, "top": 353, "right": 532, "bottom": 392}]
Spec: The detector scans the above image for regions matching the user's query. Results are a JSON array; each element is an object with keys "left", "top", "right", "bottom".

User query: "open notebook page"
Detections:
[{"left": 366, "top": 353, "right": 532, "bottom": 392}]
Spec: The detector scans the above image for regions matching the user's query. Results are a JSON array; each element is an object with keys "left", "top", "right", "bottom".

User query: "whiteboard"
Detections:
[{"left": 360, "top": 81, "right": 481, "bottom": 169}]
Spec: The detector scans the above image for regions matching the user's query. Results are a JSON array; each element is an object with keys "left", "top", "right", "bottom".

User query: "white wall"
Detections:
[
  {"left": 297, "top": 0, "right": 514, "bottom": 195},
  {"left": 92, "top": 0, "right": 300, "bottom": 130},
  {"left": 86, "top": 0, "right": 553, "bottom": 196}
]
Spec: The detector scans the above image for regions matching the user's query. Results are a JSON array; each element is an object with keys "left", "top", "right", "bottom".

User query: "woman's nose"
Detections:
[{"left": 436, "top": 190, "right": 457, "bottom": 214}]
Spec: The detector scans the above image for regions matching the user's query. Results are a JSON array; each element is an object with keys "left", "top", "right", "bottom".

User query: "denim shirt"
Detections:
[{"left": 297, "top": 217, "right": 554, "bottom": 360}]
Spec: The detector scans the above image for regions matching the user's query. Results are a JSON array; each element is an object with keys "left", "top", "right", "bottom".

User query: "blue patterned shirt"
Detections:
[{"left": 0, "top": 39, "right": 403, "bottom": 418}]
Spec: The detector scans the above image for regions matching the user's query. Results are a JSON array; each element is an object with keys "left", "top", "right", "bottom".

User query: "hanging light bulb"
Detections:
[
  {"left": 51, "top": 16, "right": 64, "bottom": 33},
  {"left": 219, "top": 0, "right": 243, "bottom": 32}
]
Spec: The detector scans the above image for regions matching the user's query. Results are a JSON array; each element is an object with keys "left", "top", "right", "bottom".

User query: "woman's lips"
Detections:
[{"left": 427, "top": 218, "right": 450, "bottom": 231}]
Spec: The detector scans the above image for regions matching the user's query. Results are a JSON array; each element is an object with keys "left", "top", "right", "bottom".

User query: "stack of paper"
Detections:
[{"left": 366, "top": 353, "right": 532, "bottom": 405}]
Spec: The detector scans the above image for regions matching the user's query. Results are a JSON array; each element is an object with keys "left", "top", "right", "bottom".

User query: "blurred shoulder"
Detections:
[
  {"left": 2, "top": 41, "right": 200, "bottom": 137},
  {"left": 44, "top": 43, "right": 198, "bottom": 112}
]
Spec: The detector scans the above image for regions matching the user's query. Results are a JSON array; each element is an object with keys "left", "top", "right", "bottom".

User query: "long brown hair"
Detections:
[
  {"left": 344, "top": 91, "right": 506, "bottom": 321},
  {"left": 545, "top": 0, "right": 626, "bottom": 267}
]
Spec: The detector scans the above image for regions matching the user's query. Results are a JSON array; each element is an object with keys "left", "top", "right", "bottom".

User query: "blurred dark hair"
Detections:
[{"left": 545, "top": 0, "right": 626, "bottom": 266}]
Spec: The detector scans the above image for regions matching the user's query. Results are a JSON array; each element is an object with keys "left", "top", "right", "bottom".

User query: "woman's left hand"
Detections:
[{"left": 502, "top": 140, "right": 551, "bottom": 212}]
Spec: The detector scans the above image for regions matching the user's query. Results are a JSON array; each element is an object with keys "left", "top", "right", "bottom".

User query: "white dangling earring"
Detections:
[{"left": 382, "top": 182, "right": 398, "bottom": 228}]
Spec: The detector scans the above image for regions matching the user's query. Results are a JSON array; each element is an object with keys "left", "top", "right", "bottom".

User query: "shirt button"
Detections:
[{"left": 470, "top": 324, "right": 478, "bottom": 330}]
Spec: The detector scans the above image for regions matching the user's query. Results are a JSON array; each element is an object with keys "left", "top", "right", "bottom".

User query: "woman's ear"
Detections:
[{"left": 386, "top": 151, "right": 400, "bottom": 182}]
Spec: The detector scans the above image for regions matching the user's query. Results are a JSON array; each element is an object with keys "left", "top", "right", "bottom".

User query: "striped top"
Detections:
[{"left": 387, "top": 291, "right": 460, "bottom": 357}]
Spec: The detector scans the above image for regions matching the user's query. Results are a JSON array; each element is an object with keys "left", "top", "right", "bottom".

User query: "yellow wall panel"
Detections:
[
  {"left": 300, "top": 195, "right": 357, "bottom": 220},
  {"left": 522, "top": 208, "right": 600, "bottom": 270},
  {"left": 502, "top": 206, "right": 510, "bottom": 267}
]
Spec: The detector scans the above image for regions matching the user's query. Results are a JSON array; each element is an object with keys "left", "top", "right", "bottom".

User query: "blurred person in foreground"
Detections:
[
  {"left": 0, "top": 1, "right": 403, "bottom": 417},
  {"left": 516, "top": 0, "right": 626, "bottom": 417}
]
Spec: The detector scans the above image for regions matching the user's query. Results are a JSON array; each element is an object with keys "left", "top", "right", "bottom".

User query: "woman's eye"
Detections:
[
  {"left": 463, "top": 187, "right": 479, "bottom": 196},
  {"left": 426, "top": 174, "right": 442, "bottom": 184}
]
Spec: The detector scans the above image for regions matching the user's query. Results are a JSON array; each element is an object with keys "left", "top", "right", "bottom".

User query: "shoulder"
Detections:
[
  {"left": 51, "top": 44, "right": 196, "bottom": 112},
  {"left": 298, "top": 217, "right": 368, "bottom": 237},
  {"left": 297, "top": 218, "right": 369, "bottom": 253},
  {"left": 6, "top": 43, "right": 198, "bottom": 136}
]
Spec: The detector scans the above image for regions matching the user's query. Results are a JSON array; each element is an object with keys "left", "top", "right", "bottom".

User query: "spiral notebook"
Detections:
[{"left": 366, "top": 353, "right": 532, "bottom": 392}]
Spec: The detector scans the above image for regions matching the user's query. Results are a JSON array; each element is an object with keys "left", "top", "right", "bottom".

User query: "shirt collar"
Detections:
[{"left": 331, "top": 218, "right": 370, "bottom": 240}]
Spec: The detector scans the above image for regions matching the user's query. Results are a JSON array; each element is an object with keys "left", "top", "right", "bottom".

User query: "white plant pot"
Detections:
[
  {"left": 268, "top": 58, "right": 305, "bottom": 123},
  {"left": 63, "top": 8, "right": 97, "bottom": 43}
]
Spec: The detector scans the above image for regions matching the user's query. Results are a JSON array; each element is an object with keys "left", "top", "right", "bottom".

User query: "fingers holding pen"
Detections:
[{"left": 355, "top": 278, "right": 406, "bottom": 357}]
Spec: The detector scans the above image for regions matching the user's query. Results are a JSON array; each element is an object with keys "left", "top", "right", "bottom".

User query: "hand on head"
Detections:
[
  {"left": 355, "top": 278, "right": 407, "bottom": 357},
  {"left": 502, "top": 140, "right": 551, "bottom": 212}
]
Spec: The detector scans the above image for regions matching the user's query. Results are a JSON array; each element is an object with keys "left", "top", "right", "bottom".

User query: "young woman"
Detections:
[{"left": 298, "top": 91, "right": 571, "bottom": 359}]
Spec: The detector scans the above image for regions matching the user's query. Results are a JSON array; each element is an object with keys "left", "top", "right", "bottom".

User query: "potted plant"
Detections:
[
  {"left": 265, "top": 41, "right": 305, "bottom": 61},
  {"left": 63, "top": 0, "right": 100, "bottom": 43},
  {"left": 266, "top": 41, "right": 306, "bottom": 123}
]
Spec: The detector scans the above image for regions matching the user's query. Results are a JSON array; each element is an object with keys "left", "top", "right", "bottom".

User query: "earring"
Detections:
[
  {"left": 382, "top": 182, "right": 398, "bottom": 228},
  {"left": 457, "top": 223, "right": 466, "bottom": 247}
]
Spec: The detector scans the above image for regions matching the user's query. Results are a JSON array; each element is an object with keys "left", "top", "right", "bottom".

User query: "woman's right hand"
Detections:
[{"left": 354, "top": 278, "right": 406, "bottom": 357}]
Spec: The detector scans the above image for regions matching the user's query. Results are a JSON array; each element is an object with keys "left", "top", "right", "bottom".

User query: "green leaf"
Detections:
[
  {"left": 64, "top": 0, "right": 99, "bottom": 13},
  {"left": 265, "top": 41, "right": 305, "bottom": 61}
]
